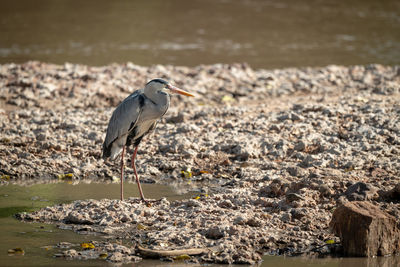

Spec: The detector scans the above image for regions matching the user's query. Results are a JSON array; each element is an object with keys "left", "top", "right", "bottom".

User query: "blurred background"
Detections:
[{"left": 0, "top": 0, "right": 399, "bottom": 69}]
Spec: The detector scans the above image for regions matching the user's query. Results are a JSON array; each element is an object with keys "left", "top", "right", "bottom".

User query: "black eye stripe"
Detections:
[{"left": 146, "top": 78, "right": 168, "bottom": 86}]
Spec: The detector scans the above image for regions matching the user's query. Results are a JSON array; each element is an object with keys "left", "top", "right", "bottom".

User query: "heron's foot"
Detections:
[{"left": 142, "top": 198, "right": 151, "bottom": 207}]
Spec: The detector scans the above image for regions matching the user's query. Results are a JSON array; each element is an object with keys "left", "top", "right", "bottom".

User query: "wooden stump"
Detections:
[{"left": 330, "top": 201, "right": 400, "bottom": 257}]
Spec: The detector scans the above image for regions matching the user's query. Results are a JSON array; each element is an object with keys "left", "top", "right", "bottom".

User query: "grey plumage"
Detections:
[
  {"left": 102, "top": 81, "right": 170, "bottom": 160},
  {"left": 102, "top": 90, "right": 142, "bottom": 159},
  {"left": 102, "top": 78, "right": 194, "bottom": 201}
]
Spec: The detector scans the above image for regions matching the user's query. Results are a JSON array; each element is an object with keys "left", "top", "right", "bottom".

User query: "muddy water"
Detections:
[
  {"left": 1, "top": 182, "right": 399, "bottom": 266},
  {"left": 1, "top": 0, "right": 399, "bottom": 68}
]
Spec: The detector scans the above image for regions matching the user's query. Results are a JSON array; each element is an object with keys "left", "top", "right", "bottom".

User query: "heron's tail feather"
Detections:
[{"left": 102, "top": 142, "right": 112, "bottom": 159}]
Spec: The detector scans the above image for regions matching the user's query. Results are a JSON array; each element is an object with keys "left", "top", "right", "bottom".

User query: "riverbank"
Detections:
[{"left": 2, "top": 62, "right": 400, "bottom": 264}]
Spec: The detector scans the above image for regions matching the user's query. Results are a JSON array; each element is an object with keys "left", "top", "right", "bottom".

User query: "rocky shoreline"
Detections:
[{"left": 1, "top": 62, "right": 400, "bottom": 264}]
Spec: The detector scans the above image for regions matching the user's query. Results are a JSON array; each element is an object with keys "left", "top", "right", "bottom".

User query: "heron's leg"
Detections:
[
  {"left": 120, "top": 145, "right": 125, "bottom": 201},
  {"left": 131, "top": 145, "right": 146, "bottom": 201}
]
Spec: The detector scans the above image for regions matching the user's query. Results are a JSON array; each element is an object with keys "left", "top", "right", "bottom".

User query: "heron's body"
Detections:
[
  {"left": 103, "top": 88, "right": 170, "bottom": 160},
  {"left": 102, "top": 79, "right": 193, "bottom": 201}
]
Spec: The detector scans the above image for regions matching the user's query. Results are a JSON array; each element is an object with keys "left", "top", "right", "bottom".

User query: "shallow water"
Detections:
[
  {"left": 1, "top": 0, "right": 399, "bottom": 68},
  {"left": 0, "top": 182, "right": 399, "bottom": 266}
]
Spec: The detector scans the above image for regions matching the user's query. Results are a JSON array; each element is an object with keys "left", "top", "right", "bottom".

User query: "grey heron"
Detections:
[{"left": 102, "top": 78, "right": 194, "bottom": 201}]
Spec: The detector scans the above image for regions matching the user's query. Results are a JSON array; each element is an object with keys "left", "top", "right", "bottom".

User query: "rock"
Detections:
[
  {"left": 108, "top": 252, "right": 124, "bottom": 262},
  {"left": 166, "top": 113, "right": 186, "bottom": 123},
  {"left": 259, "top": 179, "right": 289, "bottom": 197},
  {"left": 277, "top": 113, "right": 289, "bottom": 121},
  {"left": 319, "top": 184, "right": 334, "bottom": 197},
  {"left": 231, "top": 144, "right": 253, "bottom": 161},
  {"left": 299, "top": 155, "right": 315, "bottom": 168},
  {"left": 384, "top": 184, "right": 400, "bottom": 200},
  {"left": 36, "top": 132, "right": 47, "bottom": 141},
  {"left": 246, "top": 218, "right": 262, "bottom": 227},
  {"left": 280, "top": 212, "right": 292, "bottom": 223},
  {"left": 290, "top": 208, "right": 307, "bottom": 220},
  {"left": 57, "top": 242, "right": 74, "bottom": 249},
  {"left": 218, "top": 200, "right": 233, "bottom": 209},
  {"left": 63, "top": 249, "right": 78, "bottom": 257},
  {"left": 293, "top": 141, "right": 306, "bottom": 151},
  {"left": 233, "top": 215, "right": 247, "bottom": 225},
  {"left": 205, "top": 226, "right": 225, "bottom": 239},
  {"left": 330, "top": 201, "right": 400, "bottom": 256},
  {"left": 344, "top": 182, "right": 379, "bottom": 201},
  {"left": 286, "top": 166, "right": 307, "bottom": 177},
  {"left": 285, "top": 193, "right": 305, "bottom": 202},
  {"left": 65, "top": 211, "right": 94, "bottom": 224},
  {"left": 87, "top": 131, "right": 97, "bottom": 140}
]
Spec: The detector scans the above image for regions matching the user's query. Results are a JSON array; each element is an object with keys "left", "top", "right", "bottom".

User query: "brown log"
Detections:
[{"left": 137, "top": 245, "right": 217, "bottom": 258}]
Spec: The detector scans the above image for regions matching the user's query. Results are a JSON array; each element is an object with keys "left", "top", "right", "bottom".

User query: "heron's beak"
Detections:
[{"left": 167, "top": 84, "right": 194, "bottom": 97}]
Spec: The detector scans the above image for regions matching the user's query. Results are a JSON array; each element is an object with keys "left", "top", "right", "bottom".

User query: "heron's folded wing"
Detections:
[{"left": 103, "top": 91, "right": 143, "bottom": 150}]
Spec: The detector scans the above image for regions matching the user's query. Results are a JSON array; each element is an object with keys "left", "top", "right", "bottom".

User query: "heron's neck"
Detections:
[{"left": 145, "top": 90, "right": 170, "bottom": 108}]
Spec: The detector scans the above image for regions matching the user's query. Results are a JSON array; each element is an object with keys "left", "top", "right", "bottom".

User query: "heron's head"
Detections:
[{"left": 145, "top": 78, "right": 194, "bottom": 97}]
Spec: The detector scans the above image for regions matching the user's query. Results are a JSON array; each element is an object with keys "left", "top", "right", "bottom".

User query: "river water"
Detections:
[{"left": 1, "top": 0, "right": 399, "bottom": 69}]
